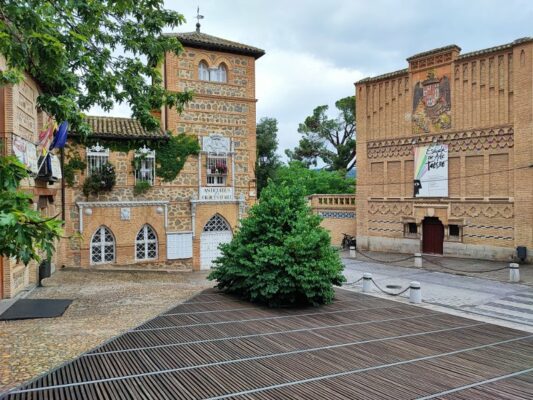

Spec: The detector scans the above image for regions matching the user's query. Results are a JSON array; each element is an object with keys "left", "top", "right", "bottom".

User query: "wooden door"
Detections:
[{"left": 422, "top": 217, "right": 444, "bottom": 254}]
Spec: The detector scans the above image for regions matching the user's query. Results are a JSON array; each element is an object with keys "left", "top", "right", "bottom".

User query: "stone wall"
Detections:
[{"left": 61, "top": 42, "right": 259, "bottom": 271}]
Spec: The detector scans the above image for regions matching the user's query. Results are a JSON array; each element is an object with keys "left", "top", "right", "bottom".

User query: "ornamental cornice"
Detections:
[
  {"left": 76, "top": 200, "right": 169, "bottom": 208},
  {"left": 367, "top": 126, "right": 514, "bottom": 159}
]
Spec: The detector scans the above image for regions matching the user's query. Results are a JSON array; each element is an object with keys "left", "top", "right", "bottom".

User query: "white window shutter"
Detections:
[{"left": 167, "top": 233, "right": 193, "bottom": 259}]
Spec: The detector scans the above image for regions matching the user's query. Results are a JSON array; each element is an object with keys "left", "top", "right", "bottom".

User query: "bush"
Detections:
[
  {"left": 82, "top": 162, "right": 116, "bottom": 198},
  {"left": 208, "top": 182, "right": 345, "bottom": 307},
  {"left": 133, "top": 180, "right": 151, "bottom": 196}
]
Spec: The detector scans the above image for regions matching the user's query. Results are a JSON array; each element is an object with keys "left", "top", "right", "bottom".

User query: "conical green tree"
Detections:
[{"left": 208, "top": 182, "right": 345, "bottom": 307}]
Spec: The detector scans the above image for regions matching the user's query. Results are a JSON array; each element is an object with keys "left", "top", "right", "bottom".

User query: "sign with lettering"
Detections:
[
  {"left": 414, "top": 144, "right": 448, "bottom": 197},
  {"left": 199, "top": 187, "right": 234, "bottom": 201}
]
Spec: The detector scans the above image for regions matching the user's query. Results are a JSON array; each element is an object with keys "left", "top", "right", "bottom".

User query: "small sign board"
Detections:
[{"left": 199, "top": 187, "right": 234, "bottom": 201}]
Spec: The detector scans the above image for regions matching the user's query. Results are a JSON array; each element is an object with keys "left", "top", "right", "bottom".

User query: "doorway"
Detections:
[
  {"left": 200, "top": 214, "right": 233, "bottom": 270},
  {"left": 422, "top": 217, "right": 444, "bottom": 254}
]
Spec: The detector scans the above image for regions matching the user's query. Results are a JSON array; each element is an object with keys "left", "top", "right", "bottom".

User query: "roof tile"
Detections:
[{"left": 79, "top": 116, "right": 168, "bottom": 140}]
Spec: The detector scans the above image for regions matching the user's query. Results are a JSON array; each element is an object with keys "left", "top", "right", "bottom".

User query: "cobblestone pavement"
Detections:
[
  {"left": 0, "top": 269, "right": 212, "bottom": 392},
  {"left": 342, "top": 253, "right": 533, "bottom": 332}
]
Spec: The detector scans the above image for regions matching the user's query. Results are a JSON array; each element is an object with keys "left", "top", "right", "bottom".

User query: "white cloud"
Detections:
[{"left": 256, "top": 49, "right": 364, "bottom": 158}]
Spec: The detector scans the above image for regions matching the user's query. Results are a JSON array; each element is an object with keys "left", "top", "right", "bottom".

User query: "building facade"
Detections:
[
  {"left": 355, "top": 38, "right": 532, "bottom": 262},
  {"left": 1, "top": 56, "right": 63, "bottom": 298},
  {"left": 60, "top": 29, "right": 264, "bottom": 271}
]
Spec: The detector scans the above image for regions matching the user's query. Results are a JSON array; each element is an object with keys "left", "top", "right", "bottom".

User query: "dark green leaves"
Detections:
[
  {"left": 0, "top": 156, "right": 63, "bottom": 265},
  {"left": 208, "top": 182, "right": 346, "bottom": 307},
  {"left": 0, "top": 0, "right": 190, "bottom": 136},
  {"left": 286, "top": 95, "right": 356, "bottom": 171}
]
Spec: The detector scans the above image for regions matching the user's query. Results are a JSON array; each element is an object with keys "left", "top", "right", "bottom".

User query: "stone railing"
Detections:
[
  {"left": 308, "top": 194, "right": 356, "bottom": 247},
  {"left": 308, "top": 194, "right": 356, "bottom": 209}
]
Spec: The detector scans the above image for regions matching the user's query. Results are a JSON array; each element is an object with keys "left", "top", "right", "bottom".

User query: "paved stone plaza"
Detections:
[
  {"left": 0, "top": 269, "right": 211, "bottom": 392},
  {"left": 342, "top": 252, "right": 533, "bottom": 331}
]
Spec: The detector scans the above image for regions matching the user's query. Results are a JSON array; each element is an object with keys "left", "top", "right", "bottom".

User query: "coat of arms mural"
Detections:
[{"left": 412, "top": 71, "right": 451, "bottom": 134}]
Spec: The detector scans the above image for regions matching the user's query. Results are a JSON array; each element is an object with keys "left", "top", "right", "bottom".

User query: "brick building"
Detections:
[
  {"left": 1, "top": 56, "right": 63, "bottom": 298},
  {"left": 59, "top": 28, "right": 264, "bottom": 271},
  {"left": 355, "top": 38, "right": 532, "bottom": 262}
]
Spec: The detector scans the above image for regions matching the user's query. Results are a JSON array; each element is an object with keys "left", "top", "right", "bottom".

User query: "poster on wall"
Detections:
[
  {"left": 414, "top": 144, "right": 448, "bottom": 197},
  {"left": 12, "top": 135, "right": 38, "bottom": 175}
]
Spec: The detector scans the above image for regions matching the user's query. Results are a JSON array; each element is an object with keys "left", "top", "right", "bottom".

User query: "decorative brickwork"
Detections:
[{"left": 355, "top": 38, "right": 532, "bottom": 261}]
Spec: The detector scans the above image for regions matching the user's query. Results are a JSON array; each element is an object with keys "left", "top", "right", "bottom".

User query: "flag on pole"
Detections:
[
  {"left": 50, "top": 121, "right": 68, "bottom": 149},
  {"left": 37, "top": 118, "right": 57, "bottom": 156}
]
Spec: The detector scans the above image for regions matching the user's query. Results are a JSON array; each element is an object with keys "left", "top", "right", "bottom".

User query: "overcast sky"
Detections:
[{"left": 92, "top": 0, "right": 533, "bottom": 159}]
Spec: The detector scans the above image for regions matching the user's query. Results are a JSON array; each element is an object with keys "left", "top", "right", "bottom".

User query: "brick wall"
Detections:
[
  {"left": 355, "top": 39, "right": 532, "bottom": 262},
  {"left": 1, "top": 56, "right": 63, "bottom": 298}
]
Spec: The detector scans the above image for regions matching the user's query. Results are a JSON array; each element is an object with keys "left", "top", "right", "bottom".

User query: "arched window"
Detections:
[
  {"left": 198, "top": 61, "right": 209, "bottom": 81},
  {"left": 211, "top": 64, "right": 227, "bottom": 83},
  {"left": 203, "top": 214, "right": 231, "bottom": 232},
  {"left": 136, "top": 224, "right": 158, "bottom": 260},
  {"left": 90, "top": 226, "right": 115, "bottom": 264}
]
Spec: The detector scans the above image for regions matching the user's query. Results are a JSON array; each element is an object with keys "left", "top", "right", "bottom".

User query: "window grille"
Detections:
[
  {"left": 134, "top": 145, "right": 156, "bottom": 185},
  {"left": 90, "top": 226, "right": 115, "bottom": 264},
  {"left": 136, "top": 224, "right": 158, "bottom": 260},
  {"left": 203, "top": 214, "right": 231, "bottom": 232},
  {"left": 206, "top": 155, "right": 227, "bottom": 186},
  {"left": 86, "top": 143, "right": 109, "bottom": 176}
]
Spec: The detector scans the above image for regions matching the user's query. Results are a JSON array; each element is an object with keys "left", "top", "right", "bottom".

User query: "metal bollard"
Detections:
[
  {"left": 509, "top": 263, "right": 520, "bottom": 282},
  {"left": 409, "top": 281, "right": 422, "bottom": 304},
  {"left": 349, "top": 246, "right": 356, "bottom": 258},
  {"left": 362, "top": 273, "right": 372, "bottom": 293},
  {"left": 414, "top": 253, "right": 423, "bottom": 268}
]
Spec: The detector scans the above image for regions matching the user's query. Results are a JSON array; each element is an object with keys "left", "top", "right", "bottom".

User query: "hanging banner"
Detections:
[
  {"left": 12, "top": 135, "right": 38, "bottom": 175},
  {"left": 414, "top": 144, "right": 448, "bottom": 197}
]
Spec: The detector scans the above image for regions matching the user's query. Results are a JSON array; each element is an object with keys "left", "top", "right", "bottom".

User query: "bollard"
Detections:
[
  {"left": 409, "top": 281, "right": 422, "bottom": 304},
  {"left": 509, "top": 263, "right": 520, "bottom": 282},
  {"left": 362, "top": 273, "right": 372, "bottom": 293},
  {"left": 349, "top": 246, "right": 356, "bottom": 258},
  {"left": 414, "top": 253, "right": 423, "bottom": 268}
]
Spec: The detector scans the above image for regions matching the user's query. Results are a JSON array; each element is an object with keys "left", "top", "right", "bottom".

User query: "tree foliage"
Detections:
[
  {"left": 208, "top": 182, "right": 345, "bottom": 307},
  {"left": 255, "top": 117, "right": 282, "bottom": 197},
  {"left": 274, "top": 162, "right": 355, "bottom": 196},
  {"left": 0, "top": 0, "right": 192, "bottom": 135},
  {"left": 286, "top": 96, "right": 356, "bottom": 171},
  {"left": 0, "top": 156, "right": 63, "bottom": 265}
]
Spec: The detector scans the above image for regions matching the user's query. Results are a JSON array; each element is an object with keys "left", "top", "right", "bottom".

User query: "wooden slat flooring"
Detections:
[{"left": 2, "top": 288, "right": 532, "bottom": 399}]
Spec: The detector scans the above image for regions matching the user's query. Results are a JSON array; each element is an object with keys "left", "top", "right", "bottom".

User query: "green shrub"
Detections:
[
  {"left": 133, "top": 180, "right": 151, "bottom": 196},
  {"left": 82, "top": 162, "right": 116, "bottom": 198},
  {"left": 208, "top": 182, "right": 345, "bottom": 307}
]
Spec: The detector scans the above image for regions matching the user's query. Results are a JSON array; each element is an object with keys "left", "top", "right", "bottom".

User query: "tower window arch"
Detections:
[
  {"left": 198, "top": 62, "right": 228, "bottom": 83},
  {"left": 198, "top": 61, "right": 210, "bottom": 81},
  {"left": 136, "top": 224, "right": 158, "bottom": 260},
  {"left": 90, "top": 226, "right": 115, "bottom": 264}
]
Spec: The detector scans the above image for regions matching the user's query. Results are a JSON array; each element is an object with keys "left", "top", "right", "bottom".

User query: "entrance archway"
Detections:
[
  {"left": 422, "top": 217, "right": 444, "bottom": 254},
  {"left": 200, "top": 214, "right": 232, "bottom": 270}
]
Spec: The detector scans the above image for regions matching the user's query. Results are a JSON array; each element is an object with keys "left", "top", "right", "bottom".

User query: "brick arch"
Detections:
[{"left": 213, "top": 56, "right": 232, "bottom": 83}]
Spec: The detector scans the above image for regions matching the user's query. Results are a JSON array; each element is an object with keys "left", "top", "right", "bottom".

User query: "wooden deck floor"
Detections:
[{"left": 2, "top": 288, "right": 533, "bottom": 399}]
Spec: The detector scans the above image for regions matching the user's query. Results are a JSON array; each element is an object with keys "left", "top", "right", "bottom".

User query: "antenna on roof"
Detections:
[{"left": 195, "top": 6, "right": 204, "bottom": 33}]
